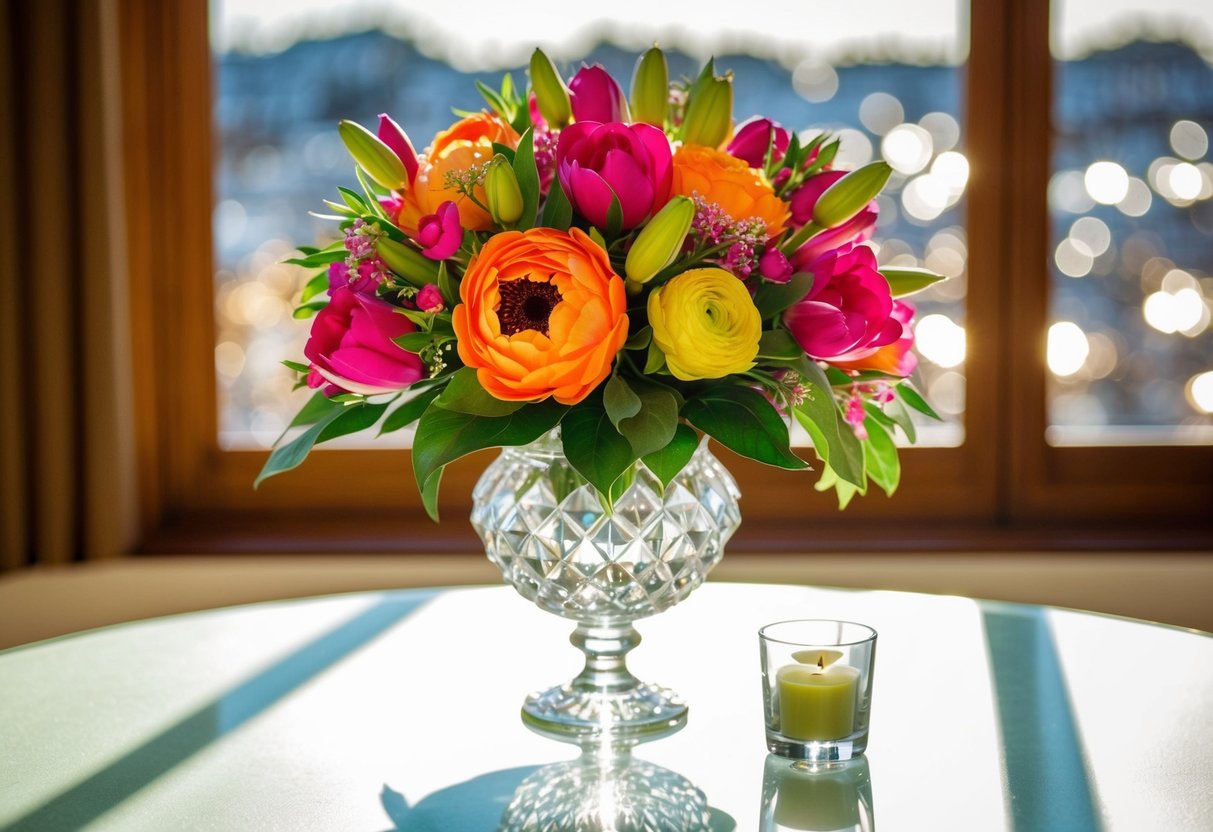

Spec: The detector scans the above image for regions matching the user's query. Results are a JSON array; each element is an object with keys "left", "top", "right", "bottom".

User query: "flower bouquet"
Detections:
[
  {"left": 256, "top": 47, "right": 942, "bottom": 513},
  {"left": 256, "top": 46, "right": 944, "bottom": 742}
]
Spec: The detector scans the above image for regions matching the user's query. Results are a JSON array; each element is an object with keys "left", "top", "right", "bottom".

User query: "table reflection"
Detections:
[
  {"left": 760, "top": 755, "right": 874, "bottom": 832},
  {"left": 498, "top": 742, "right": 728, "bottom": 831}
]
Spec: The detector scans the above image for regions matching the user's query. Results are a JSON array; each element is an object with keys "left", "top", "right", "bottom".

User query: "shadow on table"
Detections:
[{"left": 378, "top": 753, "right": 737, "bottom": 832}]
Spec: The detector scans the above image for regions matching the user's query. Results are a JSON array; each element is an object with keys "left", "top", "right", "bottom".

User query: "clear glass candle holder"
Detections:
[{"left": 759, "top": 620, "right": 877, "bottom": 761}]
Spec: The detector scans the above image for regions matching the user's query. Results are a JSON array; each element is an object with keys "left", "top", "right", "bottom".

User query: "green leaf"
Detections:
[
  {"left": 604, "top": 375, "right": 642, "bottom": 429},
  {"left": 752, "top": 272, "right": 815, "bottom": 319},
  {"left": 380, "top": 386, "right": 444, "bottom": 435},
  {"left": 512, "top": 127, "right": 540, "bottom": 231},
  {"left": 616, "top": 380, "right": 680, "bottom": 457},
  {"left": 300, "top": 271, "right": 330, "bottom": 304},
  {"left": 435, "top": 367, "right": 525, "bottom": 416},
  {"left": 394, "top": 331, "right": 446, "bottom": 352},
  {"left": 255, "top": 406, "right": 346, "bottom": 488},
  {"left": 793, "top": 379, "right": 865, "bottom": 487},
  {"left": 354, "top": 165, "right": 388, "bottom": 219},
  {"left": 317, "top": 401, "right": 390, "bottom": 443},
  {"left": 880, "top": 267, "right": 945, "bottom": 298},
  {"left": 322, "top": 199, "right": 358, "bottom": 217},
  {"left": 605, "top": 193, "right": 624, "bottom": 240},
  {"left": 644, "top": 340, "right": 667, "bottom": 374},
  {"left": 411, "top": 399, "right": 567, "bottom": 513},
  {"left": 862, "top": 416, "right": 900, "bottom": 496},
  {"left": 757, "top": 329, "right": 804, "bottom": 360},
  {"left": 419, "top": 465, "right": 444, "bottom": 522},
  {"left": 642, "top": 423, "right": 700, "bottom": 489},
  {"left": 490, "top": 142, "right": 516, "bottom": 163},
  {"left": 683, "top": 385, "right": 808, "bottom": 470},
  {"left": 337, "top": 186, "right": 369, "bottom": 214},
  {"left": 282, "top": 359, "right": 310, "bottom": 375},
  {"left": 897, "top": 383, "right": 941, "bottom": 420},
  {"left": 283, "top": 247, "right": 347, "bottom": 269},
  {"left": 814, "top": 462, "right": 862, "bottom": 510},
  {"left": 293, "top": 300, "right": 327, "bottom": 319},
  {"left": 540, "top": 180, "right": 573, "bottom": 231},
  {"left": 624, "top": 326, "right": 652, "bottom": 350},
  {"left": 882, "top": 396, "right": 917, "bottom": 444},
  {"left": 437, "top": 261, "right": 460, "bottom": 308},
  {"left": 560, "top": 400, "right": 638, "bottom": 501}
]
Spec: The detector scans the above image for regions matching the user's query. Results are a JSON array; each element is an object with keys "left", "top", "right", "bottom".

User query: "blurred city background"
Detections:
[{"left": 209, "top": 1, "right": 1213, "bottom": 449}]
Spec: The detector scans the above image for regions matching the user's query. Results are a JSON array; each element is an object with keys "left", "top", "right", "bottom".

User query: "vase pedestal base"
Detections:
[{"left": 521, "top": 682, "right": 688, "bottom": 744}]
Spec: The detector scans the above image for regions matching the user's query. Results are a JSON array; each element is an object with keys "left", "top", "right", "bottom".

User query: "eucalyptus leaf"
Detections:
[
  {"left": 683, "top": 385, "right": 808, "bottom": 470},
  {"left": 644, "top": 340, "right": 667, "bottom": 374},
  {"left": 625, "top": 326, "right": 652, "bottom": 350}
]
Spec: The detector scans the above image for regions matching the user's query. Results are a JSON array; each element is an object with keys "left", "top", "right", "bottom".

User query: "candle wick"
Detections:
[{"left": 817, "top": 656, "right": 824, "bottom": 669}]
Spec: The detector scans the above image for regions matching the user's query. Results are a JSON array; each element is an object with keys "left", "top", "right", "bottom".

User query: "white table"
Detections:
[{"left": 1, "top": 583, "right": 1210, "bottom": 830}]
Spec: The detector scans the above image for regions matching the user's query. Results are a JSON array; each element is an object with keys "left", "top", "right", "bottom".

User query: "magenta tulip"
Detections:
[
  {"left": 727, "top": 117, "right": 790, "bottom": 168},
  {"left": 832, "top": 300, "right": 918, "bottom": 376},
  {"left": 758, "top": 248, "right": 793, "bottom": 283},
  {"left": 377, "top": 113, "right": 420, "bottom": 184},
  {"left": 789, "top": 171, "right": 878, "bottom": 266},
  {"left": 783, "top": 245, "right": 902, "bottom": 364},
  {"left": 304, "top": 286, "right": 423, "bottom": 396},
  {"left": 556, "top": 121, "right": 673, "bottom": 229},
  {"left": 569, "top": 65, "right": 630, "bottom": 123},
  {"left": 416, "top": 201, "right": 463, "bottom": 260}
]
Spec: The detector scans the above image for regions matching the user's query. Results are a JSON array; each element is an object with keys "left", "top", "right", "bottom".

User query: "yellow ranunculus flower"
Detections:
[{"left": 648, "top": 268, "right": 761, "bottom": 381}]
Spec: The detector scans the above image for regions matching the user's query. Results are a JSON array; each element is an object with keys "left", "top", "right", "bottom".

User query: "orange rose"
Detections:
[
  {"left": 452, "top": 228, "right": 628, "bottom": 405},
  {"left": 670, "top": 144, "right": 790, "bottom": 238},
  {"left": 398, "top": 112, "right": 520, "bottom": 235}
]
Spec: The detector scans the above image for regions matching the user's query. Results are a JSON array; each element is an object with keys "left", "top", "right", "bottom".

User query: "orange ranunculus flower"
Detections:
[
  {"left": 452, "top": 228, "right": 628, "bottom": 405},
  {"left": 397, "top": 112, "right": 521, "bottom": 235},
  {"left": 670, "top": 144, "right": 790, "bottom": 238}
]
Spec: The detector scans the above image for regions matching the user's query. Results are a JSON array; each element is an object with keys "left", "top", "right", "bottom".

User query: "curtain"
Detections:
[{"left": 0, "top": 0, "right": 139, "bottom": 569}]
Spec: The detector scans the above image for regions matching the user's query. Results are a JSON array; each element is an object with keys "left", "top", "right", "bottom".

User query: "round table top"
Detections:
[{"left": 1, "top": 582, "right": 1210, "bottom": 831}]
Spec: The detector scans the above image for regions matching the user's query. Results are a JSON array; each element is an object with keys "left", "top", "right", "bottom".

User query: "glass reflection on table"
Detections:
[
  {"left": 760, "top": 754, "right": 874, "bottom": 832},
  {"left": 497, "top": 741, "right": 724, "bottom": 832}
]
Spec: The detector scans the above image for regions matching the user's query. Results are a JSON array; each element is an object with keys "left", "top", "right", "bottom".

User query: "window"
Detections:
[{"left": 121, "top": 0, "right": 1213, "bottom": 554}]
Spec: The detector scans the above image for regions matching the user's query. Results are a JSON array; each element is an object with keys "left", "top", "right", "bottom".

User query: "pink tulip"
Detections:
[
  {"left": 783, "top": 245, "right": 902, "bottom": 364},
  {"left": 416, "top": 201, "right": 463, "bottom": 260},
  {"left": 377, "top": 113, "right": 419, "bottom": 184},
  {"left": 832, "top": 300, "right": 918, "bottom": 376},
  {"left": 727, "top": 117, "right": 790, "bottom": 168},
  {"left": 556, "top": 121, "right": 673, "bottom": 229},
  {"left": 304, "top": 286, "right": 423, "bottom": 396},
  {"left": 568, "top": 65, "right": 629, "bottom": 123}
]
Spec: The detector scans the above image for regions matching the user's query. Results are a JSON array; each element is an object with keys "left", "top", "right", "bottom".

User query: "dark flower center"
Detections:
[{"left": 497, "top": 277, "right": 563, "bottom": 337}]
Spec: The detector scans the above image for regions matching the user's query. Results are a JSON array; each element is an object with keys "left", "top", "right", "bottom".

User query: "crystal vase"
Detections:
[{"left": 471, "top": 430, "right": 741, "bottom": 743}]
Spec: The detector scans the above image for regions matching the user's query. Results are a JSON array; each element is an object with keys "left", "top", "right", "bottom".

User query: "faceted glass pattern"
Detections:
[{"left": 471, "top": 432, "right": 742, "bottom": 627}]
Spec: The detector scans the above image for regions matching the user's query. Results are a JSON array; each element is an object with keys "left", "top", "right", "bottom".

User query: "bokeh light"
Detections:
[
  {"left": 1170, "top": 120, "right": 1209, "bottom": 160},
  {"left": 1187, "top": 371, "right": 1213, "bottom": 414},
  {"left": 915, "top": 314, "right": 966, "bottom": 368},
  {"left": 881, "top": 123, "right": 934, "bottom": 174},
  {"left": 1084, "top": 161, "right": 1129, "bottom": 205},
  {"left": 1048, "top": 321, "right": 1090, "bottom": 377}
]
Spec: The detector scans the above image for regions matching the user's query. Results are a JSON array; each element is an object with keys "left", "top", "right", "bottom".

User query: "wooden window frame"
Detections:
[{"left": 119, "top": 0, "right": 1213, "bottom": 555}]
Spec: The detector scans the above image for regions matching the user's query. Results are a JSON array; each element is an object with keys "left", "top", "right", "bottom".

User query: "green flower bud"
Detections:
[
  {"left": 630, "top": 46, "right": 669, "bottom": 127},
  {"left": 812, "top": 161, "right": 893, "bottom": 228},
  {"left": 485, "top": 155, "right": 524, "bottom": 226},
  {"left": 529, "top": 48, "right": 571, "bottom": 128},
  {"left": 337, "top": 119, "right": 407, "bottom": 191},
  {"left": 625, "top": 195, "right": 694, "bottom": 285},
  {"left": 682, "top": 72, "right": 733, "bottom": 149},
  {"left": 376, "top": 236, "right": 440, "bottom": 287}
]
